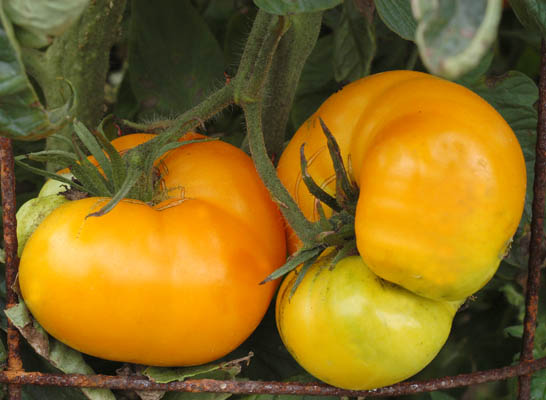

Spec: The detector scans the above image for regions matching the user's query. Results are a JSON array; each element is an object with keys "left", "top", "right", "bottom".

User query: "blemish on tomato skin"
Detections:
[{"left": 498, "top": 237, "right": 513, "bottom": 260}]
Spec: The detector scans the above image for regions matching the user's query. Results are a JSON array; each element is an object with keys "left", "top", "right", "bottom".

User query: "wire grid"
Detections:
[{"left": 0, "top": 42, "right": 545, "bottom": 400}]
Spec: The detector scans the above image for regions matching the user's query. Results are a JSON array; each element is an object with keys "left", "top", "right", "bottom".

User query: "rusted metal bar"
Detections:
[
  {"left": 518, "top": 39, "right": 546, "bottom": 399},
  {"left": 0, "top": 357, "right": 542, "bottom": 397},
  {"left": 0, "top": 137, "right": 23, "bottom": 400}
]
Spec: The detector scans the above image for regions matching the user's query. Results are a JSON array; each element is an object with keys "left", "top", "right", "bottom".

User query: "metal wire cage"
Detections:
[{"left": 1, "top": 43, "right": 546, "bottom": 400}]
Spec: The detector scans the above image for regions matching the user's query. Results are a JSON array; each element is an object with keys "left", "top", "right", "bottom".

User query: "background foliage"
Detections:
[{"left": 1, "top": 0, "right": 546, "bottom": 399}]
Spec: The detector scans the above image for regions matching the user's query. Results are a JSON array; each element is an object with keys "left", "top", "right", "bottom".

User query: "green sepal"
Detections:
[
  {"left": 319, "top": 117, "right": 359, "bottom": 211},
  {"left": 328, "top": 241, "right": 357, "bottom": 270},
  {"left": 289, "top": 254, "right": 321, "bottom": 298},
  {"left": 14, "top": 157, "right": 88, "bottom": 193},
  {"left": 69, "top": 136, "right": 113, "bottom": 196},
  {"left": 66, "top": 162, "right": 105, "bottom": 197},
  {"left": 96, "top": 117, "right": 126, "bottom": 189},
  {"left": 299, "top": 143, "right": 341, "bottom": 212},
  {"left": 85, "top": 161, "right": 142, "bottom": 218},
  {"left": 315, "top": 200, "right": 332, "bottom": 231},
  {"left": 261, "top": 246, "right": 323, "bottom": 284},
  {"left": 73, "top": 120, "right": 114, "bottom": 186},
  {"left": 16, "top": 149, "right": 78, "bottom": 165}
]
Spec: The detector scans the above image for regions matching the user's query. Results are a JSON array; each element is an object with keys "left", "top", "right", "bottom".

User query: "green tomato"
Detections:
[
  {"left": 276, "top": 252, "right": 460, "bottom": 390},
  {"left": 17, "top": 174, "right": 72, "bottom": 256},
  {"left": 16, "top": 194, "right": 69, "bottom": 256},
  {"left": 38, "top": 173, "right": 73, "bottom": 197}
]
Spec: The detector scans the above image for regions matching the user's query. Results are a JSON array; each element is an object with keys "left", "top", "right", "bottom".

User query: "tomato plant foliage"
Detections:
[{"left": 1, "top": 0, "right": 546, "bottom": 399}]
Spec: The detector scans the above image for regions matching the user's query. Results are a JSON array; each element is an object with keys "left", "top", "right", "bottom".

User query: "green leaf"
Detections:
[
  {"left": 500, "top": 283, "right": 526, "bottom": 320},
  {"left": 128, "top": 0, "right": 224, "bottom": 118},
  {"left": 253, "top": 0, "right": 342, "bottom": 15},
  {"left": 223, "top": 8, "right": 257, "bottom": 75},
  {"left": 504, "top": 325, "right": 524, "bottom": 338},
  {"left": 333, "top": 0, "right": 376, "bottom": 83},
  {"left": 144, "top": 352, "right": 249, "bottom": 383},
  {"left": 510, "top": 0, "right": 546, "bottom": 37},
  {"left": 430, "top": 392, "right": 457, "bottom": 400},
  {"left": 143, "top": 353, "right": 248, "bottom": 400},
  {"left": 455, "top": 46, "right": 494, "bottom": 85},
  {"left": 413, "top": 0, "right": 503, "bottom": 80},
  {"left": 291, "top": 34, "right": 337, "bottom": 129},
  {"left": 5, "top": 302, "right": 115, "bottom": 400},
  {"left": 375, "top": 0, "right": 416, "bottom": 40},
  {"left": 296, "top": 35, "right": 334, "bottom": 96},
  {"left": 23, "top": 385, "right": 89, "bottom": 400},
  {"left": 4, "top": 0, "right": 89, "bottom": 39},
  {"left": 531, "top": 368, "right": 546, "bottom": 400},
  {"left": 0, "top": 1, "right": 73, "bottom": 140}
]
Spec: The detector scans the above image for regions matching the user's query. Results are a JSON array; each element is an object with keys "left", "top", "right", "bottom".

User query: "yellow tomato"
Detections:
[
  {"left": 19, "top": 133, "right": 286, "bottom": 366},
  {"left": 276, "top": 253, "right": 459, "bottom": 390},
  {"left": 277, "top": 70, "right": 526, "bottom": 301}
]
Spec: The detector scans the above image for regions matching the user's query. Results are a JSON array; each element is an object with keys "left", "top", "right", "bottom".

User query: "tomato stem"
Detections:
[
  {"left": 261, "top": 12, "right": 324, "bottom": 159},
  {"left": 240, "top": 12, "right": 325, "bottom": 245}
]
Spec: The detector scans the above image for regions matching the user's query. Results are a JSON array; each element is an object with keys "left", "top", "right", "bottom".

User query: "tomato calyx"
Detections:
[
  {"left": 262, "top": 119, "right": 359, "bottom": 293},
  {"left": 15, "top": 119, "right": 212, "bottom": 217}
]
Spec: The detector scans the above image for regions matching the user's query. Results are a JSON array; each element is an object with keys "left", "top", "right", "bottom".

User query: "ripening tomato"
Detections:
[
  {"left": 277, "top": 70, "right": 526, "bottom": 301},
  {"left": 19, "top": 133, "right": 286, "bottom": 366},
  {"left": 276, "top": 252, "right": 460, "bottom": 390}
]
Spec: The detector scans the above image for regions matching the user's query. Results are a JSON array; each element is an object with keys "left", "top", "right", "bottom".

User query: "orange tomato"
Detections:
[
  {"left": 277, "top": 70, "right": 526, "bottom": 301},
  {"left": 19, "top": 133, "right": 286, "bottom": 366}
]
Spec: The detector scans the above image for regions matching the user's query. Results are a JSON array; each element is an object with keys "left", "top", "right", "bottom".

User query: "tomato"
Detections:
[
  {"left": 277, "top": 70, "right": 526, "bottom": 301},
  {"left": 19, "top": 133, "right": 286, "bottom": 366},
  {"left": 276, "top": 253, "right": 459, "bottom": 390}
]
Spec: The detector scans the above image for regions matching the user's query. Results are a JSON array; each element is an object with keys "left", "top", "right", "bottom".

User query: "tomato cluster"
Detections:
[
  {"left": 16, "top": 70, "right": 526, "bottom": 389},
  {"left": 276, "top": 71, "right": 526, "bottom": 389}
]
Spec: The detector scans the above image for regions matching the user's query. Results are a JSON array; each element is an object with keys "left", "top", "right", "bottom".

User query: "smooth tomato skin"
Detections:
[
  {"left": 277, "top": 70, "right": 526, "bottom": 300},
  {"left": 276, "top": 254, "right": 458, "bottom": 390},
  {"left": 19, "top": 134, "right": 286, "bottom": 366}
]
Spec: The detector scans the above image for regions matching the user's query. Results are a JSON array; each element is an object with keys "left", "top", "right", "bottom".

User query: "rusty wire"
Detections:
[
  {"left": 0, "top": 137, "right": 22, "bottom": 400},
  {"left": 518, "top": 39, "right": 546, "bottom": 398},
  {"left": 0, "top": 357, "right": 542, "bottom": 397},
  {"left": 1, "top": 44, "right": 546, "bottom": 400},
  {"left": 519, "top": 40, "right": 546, "bottom": 399}
]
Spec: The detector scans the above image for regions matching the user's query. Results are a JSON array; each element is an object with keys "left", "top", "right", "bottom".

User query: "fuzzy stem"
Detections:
[
  {"left": 36, "top": 0, "right": 127, "bottom": 160},
  {"left": 242, "top": 16, "right": 290, "bottom": 101},
  {"left": 240, "top": 13, "right": 321, "bottom": 245},
  {"left": 261, "top": 11, "right": 323, "bottom": 160},
  {"left": 245, "top": 101, "right": 316, "bottom": 244},
  {"left": 125, "top": 84, "right": 235, "bottom": 162},
  {"left": 233, "top": 11, "right": 276, "bottom": 103}
]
